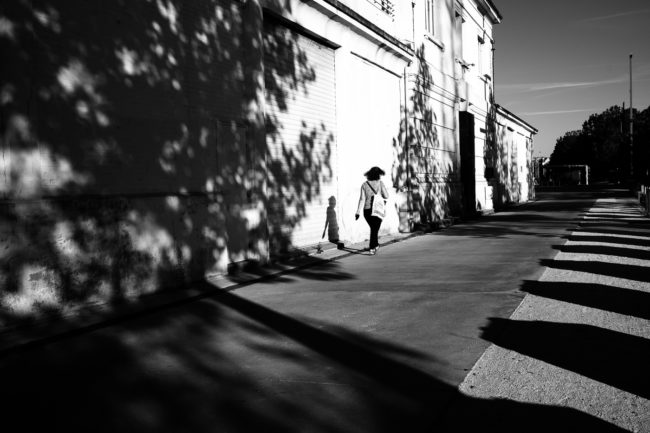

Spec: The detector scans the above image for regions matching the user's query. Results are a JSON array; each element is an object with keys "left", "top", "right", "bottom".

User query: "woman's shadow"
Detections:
[
  {"left": 323, "top": 196, "right": 342, "bottom": 247},
  {"left": 322, "top": 197, "right": 365, "bottom": 254}
]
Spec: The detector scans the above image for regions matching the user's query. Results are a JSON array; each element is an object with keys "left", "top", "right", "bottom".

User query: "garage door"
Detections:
[{"left": 263, "top": 19, "right": 337, "bottom": 252}]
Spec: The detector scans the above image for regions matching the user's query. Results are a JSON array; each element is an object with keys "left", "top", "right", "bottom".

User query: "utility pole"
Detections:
[{"left": 629, "top": 53, "right": 634, "bottom": 178}]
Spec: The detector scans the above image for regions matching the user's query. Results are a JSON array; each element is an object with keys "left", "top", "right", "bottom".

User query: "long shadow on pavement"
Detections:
[
  {"left": 578, "top": 218, "right": 650, "bottom": 225},
  {"left": 521, "top": 280, "right": 650, "bottom": 321},
  {"left": 481, "top": 317, "right": 650, "bottom": 400},
  {"left": 0, "top": 282, "right": 624, "bottom": 433},
  {"left": 540, "top": 259, "right": 650, "bottom": 283},
  {"left": 570, "top": 226, "right": 650, "bottom": 238},
  {"left": 566, "top": 234, "right": 650, "bottom": 248},
  {"left": 552, "top": 244, "right": 650, "bottom": 261}
]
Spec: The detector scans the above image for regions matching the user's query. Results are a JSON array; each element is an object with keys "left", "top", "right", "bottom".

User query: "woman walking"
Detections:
[{"left": 355, "top": 166, "right": 389, "bottom": 255}]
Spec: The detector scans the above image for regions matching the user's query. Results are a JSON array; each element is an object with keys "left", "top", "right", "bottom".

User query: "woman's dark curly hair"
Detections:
[{"left": 364, "top": 166, "right": 385, "bottom": 180}]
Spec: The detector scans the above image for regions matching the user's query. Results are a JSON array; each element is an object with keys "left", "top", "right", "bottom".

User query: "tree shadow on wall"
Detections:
[
  {"left": 0, "top": 283, "right": 625, "bottom": 433},
  {"left": 484, "top": 97, "right": 514, "bottom": 210},
  {"left": 392, "top": 44, "right": 460, "bottom": 231},
  {"left": 1, "top": 1, "right": 334, "bottom": 327}
]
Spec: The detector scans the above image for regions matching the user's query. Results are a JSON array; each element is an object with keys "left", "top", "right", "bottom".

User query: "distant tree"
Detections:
[
  {"left": 550, "top": 130, "right": 588, "bottom": 165},
  {"left": 549, "top": 105, "right": 649, "bottom": 182},
  {"left": 633, "top": 106, "right": 650, "bottom": 182},
  {"left": 582, "top": 106, "right": 628, "bottom": 180}
]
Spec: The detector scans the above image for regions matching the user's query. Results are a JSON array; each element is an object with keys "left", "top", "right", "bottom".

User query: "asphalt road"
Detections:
[{"left": 0, "top": 188, "right": 633, "bottom": 432}]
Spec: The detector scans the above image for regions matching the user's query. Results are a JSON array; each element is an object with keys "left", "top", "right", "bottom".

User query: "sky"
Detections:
[{"left": 492, "top": 0, "right": 650, "bottom": 157}]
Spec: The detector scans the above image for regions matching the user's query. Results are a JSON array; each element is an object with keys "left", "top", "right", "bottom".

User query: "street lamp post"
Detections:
[{"left": 629, "top": 53, "right": 634, "bottom": 179}]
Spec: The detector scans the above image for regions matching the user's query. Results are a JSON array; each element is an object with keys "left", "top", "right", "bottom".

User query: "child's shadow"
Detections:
[{"left": 323, "top": 196, "right": 344, "bottom": 249}]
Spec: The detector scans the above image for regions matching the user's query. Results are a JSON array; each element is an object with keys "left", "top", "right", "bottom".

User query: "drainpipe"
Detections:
[
  {"left": 405, "top": 0, "right": 416, "bottom": 230},
  {"left": 404, "top": 66, "right": 412, "bottom": 230}
]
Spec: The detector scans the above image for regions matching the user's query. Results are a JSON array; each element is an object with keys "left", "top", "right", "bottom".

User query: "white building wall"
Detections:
[
  {"left": 494, "top": 106, "right": 537, "bottom": 206},
  {"left": 336, "top": 53, "right": 403, "bottom": 244},
  {"left": 262, "top": 0, "right": 411, "bottom": 248}
]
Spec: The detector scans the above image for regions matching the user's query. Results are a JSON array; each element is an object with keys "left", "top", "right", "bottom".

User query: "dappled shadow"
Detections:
[
  {"left": 521, "top": 280, "right": 650, "bottom": 321},
  {"left": 481, "top": 317, "right": 650, "bottom": 400},
  {"left": 392, "top": 44, "right": 460, "bottom": 231},
  {"left": 1, "top": 0, "right": 335, "bottom": 328},
  {"left": 0, "top": 282, "right": 624, "bottom": 433}
]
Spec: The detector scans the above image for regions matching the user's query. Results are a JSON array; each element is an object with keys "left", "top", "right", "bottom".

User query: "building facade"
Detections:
[{"left": 1, "top": 0, "right": 535, "bottom": 323}]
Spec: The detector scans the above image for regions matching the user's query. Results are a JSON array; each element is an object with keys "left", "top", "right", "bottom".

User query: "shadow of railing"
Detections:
[
  {"left": 481, "top": 317, "right": 650, "bottom": 400},
  {"left": 522, "top": 280, "right": 650, "bottom": 321}
]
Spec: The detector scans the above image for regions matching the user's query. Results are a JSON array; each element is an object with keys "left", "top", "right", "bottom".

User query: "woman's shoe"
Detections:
[{"left": 369, "top": 248, "right": 376, "bottom": 255}]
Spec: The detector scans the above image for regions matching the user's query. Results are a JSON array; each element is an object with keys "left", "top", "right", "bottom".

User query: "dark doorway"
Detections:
[{"left": 460, "top": 111, "right": 476, "bottom": 214}]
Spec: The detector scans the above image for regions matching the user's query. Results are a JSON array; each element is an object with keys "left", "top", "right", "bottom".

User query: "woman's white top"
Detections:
[{"left": 357, "top": 180, "right": 389, "bottom": 215}]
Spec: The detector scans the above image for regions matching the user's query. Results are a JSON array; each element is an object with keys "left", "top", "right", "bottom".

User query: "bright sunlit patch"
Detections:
[
  {"left": 154, "top": 43, "right": 164, "bottom": 57},
  {"left": 76, "top": 100, "right": 90, "bottom": 117},
  {"left": 1, "top": 83, "right": 15, "bottom": 105},
  {"left": 196, "top": 32, "right": 209, "bottom": 45},
  {"left": 95, "top": 111, "right": 110, "bottom": 127},
  {"left": 156, "top": 0, "right": 179, "bottom": 33},
  {"left": 53, "top": 221, "right": 82, "bottom": 261},
  {"left": 0, "top": 16, "right": 15, "bottom": 40},
  {"left": 124, "top": 213, "right": 175, "bottom": 261},
  {"left": 0, "top": 145, "right": 90, "bottom": 197},
  {"left": 1, "top": 265, "right": 62, "bottom": 316},
  {"left": 56, "top": 60, "right": 101, "bottom": 96},
  {"left": 166, "top": 196, "right": 180, "bottom": 210},
  {"left": 116, "top": 47, "right": 146, "bottom": 76}
]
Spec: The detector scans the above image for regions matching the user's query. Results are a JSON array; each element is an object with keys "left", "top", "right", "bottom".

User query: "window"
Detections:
[
  {"left": 477, "top": 36, "right": 484, "bottom": 75},
  {"left": 425, "top": 0, "right": 435, "bottom": 35},
  {"left": 367, "top": 0, "right": 395, "bottom": 17}
]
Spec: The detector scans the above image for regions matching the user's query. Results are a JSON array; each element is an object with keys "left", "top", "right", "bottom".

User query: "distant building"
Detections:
[
  {"left": 533, "top": 156, "right": 551, "bottom": 185},
  {"left": 491, "top": 105, "right": 538, "bottom": 207},
  {"left": 546, "top": 165, "right": 590, "bottom": 186}
]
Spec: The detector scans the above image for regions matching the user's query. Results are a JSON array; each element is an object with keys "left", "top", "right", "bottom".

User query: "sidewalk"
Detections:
[{"left": 457, "top": 195, "right": 650, "bottom": 432}]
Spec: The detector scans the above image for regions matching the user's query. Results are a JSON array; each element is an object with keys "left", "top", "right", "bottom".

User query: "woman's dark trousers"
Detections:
[{"left": 363, "top": 209, "right": 382, "bottom": 249}]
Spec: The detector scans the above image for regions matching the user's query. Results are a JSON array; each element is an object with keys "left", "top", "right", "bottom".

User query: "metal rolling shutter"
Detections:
[{"left": 263, "top": 19, "right": 337, "bottom": 252}]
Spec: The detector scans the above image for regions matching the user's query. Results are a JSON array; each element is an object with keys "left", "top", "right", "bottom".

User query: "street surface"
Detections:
[{"left": 0, "top": 187, "right": 646, "bottom": 432}]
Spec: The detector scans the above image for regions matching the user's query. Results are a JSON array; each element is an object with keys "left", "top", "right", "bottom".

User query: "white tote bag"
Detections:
[{"left": 367, "top": 182, "right": 386, "bottom": 219}]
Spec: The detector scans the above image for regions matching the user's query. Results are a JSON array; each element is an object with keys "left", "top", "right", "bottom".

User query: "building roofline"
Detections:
[
  {"left": 318, "top": 0, "right": 415, "bottom": 55},
  {"left": 495, "top": 104, "right": 538, "bottom": 134},
  {"left": 476, "top": 0, "right": 502, "bottom": 24}
]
